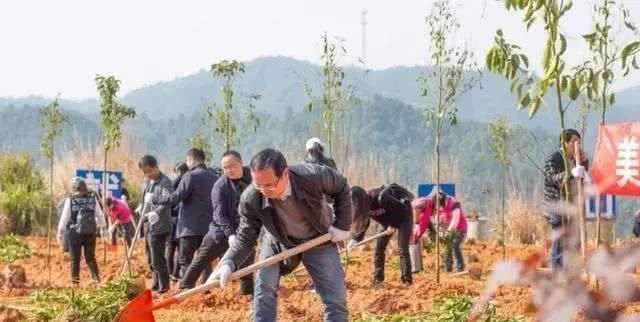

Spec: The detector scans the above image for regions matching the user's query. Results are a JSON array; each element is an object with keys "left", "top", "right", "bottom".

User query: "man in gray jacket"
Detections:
[
  {"left": 209, "top": 148, "right": 352, "bottom": 322},
  {"left": 152, "top": 148, "right": 219, "bottom": 282},
  {"left": 138, "top": 155, "right": 173, "bottom": 293}
]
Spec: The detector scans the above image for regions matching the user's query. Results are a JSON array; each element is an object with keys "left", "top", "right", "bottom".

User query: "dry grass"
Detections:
[
  {"left": 47, "top": 134, "right": 170, "bottom": 202},
  {"left": 502, "top": 194, "right": 548, "bottom": 245}
]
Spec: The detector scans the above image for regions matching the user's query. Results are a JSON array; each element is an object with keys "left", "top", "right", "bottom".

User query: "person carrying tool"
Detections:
[
  {"left": 167, "top": 162, "right": 189, "bottom": 282},
  {"left": 179, "top": 150, "right": 255, "bottom": 294},
  {"left": 56, "top": 177, "right": 108, "bottom": 286},
  {"left": 349, "top": 184, "right": 414, "bottom": 288},
  {"left": 208, "top": 148, "right": 352, "bottom": 322},
  {"left": 542, "top": 128, "right": 588, "bottom": 272},
  {"left": 138, "top": 155, "right": 174, "bottom": 294},
  {"left": 105, "top": 196, "right": 134, "bottom": 248},
  {"left": 412, "top": 191, "right": 468, "bottom": 273},
  {"left": 152, "top": 148, "right": 219, "bottom": 285}
]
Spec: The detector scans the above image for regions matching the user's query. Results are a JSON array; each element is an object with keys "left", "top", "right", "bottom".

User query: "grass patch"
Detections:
[
  {"left": 0, "top": 235, "right": 31, "bottom": 264},
  {"left": 354, "top": 295, "right": 527, "bottom": 322}
]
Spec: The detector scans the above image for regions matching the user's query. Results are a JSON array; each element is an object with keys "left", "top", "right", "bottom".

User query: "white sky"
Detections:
[{"left": 1, "top": 0, "right": 640, "bottom": 98}]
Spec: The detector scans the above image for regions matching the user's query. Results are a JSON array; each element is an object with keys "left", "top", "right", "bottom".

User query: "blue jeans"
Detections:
[
  {"left": 444, "top": 231, "right": 466, "bottom": 272},
  {"left": 254, "top": 235, "right": 348, "bottom": 322},
  {"left": 551, "top": 228, "right": 563, "bottom": 272}
]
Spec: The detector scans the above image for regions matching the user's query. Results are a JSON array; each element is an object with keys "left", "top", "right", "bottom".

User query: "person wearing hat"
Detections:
[
  {"left": 56, "top": 177, "right": 107, "bottom": 285},
  {"left": 166, "top": 161, "right": 189, "bottom": 281},
  {"left": 305, "top": 137, "right": 338, "bottom": 170}
]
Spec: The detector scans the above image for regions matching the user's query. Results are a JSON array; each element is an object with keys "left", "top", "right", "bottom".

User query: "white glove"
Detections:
[
  {"left": 328, "top": 226, "right": 350, "bottom": 242},
  {"left": 144, "top": 193, "right": 154, "bottom": 204},
  {"left": 121, "top": 195, "right": 128, "bottom": 203},
  {"left": 207, "top": 263, "right": 233, "bottom": 287},
  {"left": 571, "top": 165, "right": 586, "bottom": 179},
  {"left": 145, "top": 211, "right": 159, "bottom": 225},
  {"left": 412, "top": 224, "right": 420, "bottom": 236},
  {"left": 135, "top": 204, "right": 142, "bottom": 214},
  {"left": 228, "top": 234, "right": 237, "bottom": 247},
  {"left": 109, "top": 225, "right": 117, "bottom": 235},
  {"left": 347, "top": 239, "right": 358, "bottom": 251}
]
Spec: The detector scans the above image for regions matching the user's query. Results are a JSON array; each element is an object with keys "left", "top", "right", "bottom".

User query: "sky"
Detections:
[{"left": 1, "top": 0, "right": 640, "bottom": 99}]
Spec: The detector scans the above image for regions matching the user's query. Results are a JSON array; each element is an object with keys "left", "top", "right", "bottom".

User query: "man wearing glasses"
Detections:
[{"left": 209, "top": 148, "right": 352, "bottom": 322}]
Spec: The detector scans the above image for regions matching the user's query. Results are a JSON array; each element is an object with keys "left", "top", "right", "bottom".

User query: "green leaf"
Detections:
[
  {"left": 529, "top": 98, "right": 542, "bottom": 118},
  {"left": 519, "top": 94, "right": 531, "bottom": 109},
  {"left": 510, "top": 79, "right": 519, "bottom": 92},
  {"left": 542, "top": 36, "right": 553, "bottom": 71},
  {"left": 558, "top": 34, "right": 567, "bottom": 56},
  {"left": 621, "top": 41, "right": 640, "bottom": 69},
  {"left": 609, "top": 93, "right": 615, "bottom": 106},
  {"left": 569, "top": 78, "right": 579, "bottom": 100},
  {"left": 526, "top": 16, "right": 537, "bottom": 30},
  {"left": 519, "top": 54, "right": 529, "bottom": 68}
]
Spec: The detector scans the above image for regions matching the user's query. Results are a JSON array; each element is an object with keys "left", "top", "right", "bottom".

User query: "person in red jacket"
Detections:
[
  {"left": 412, "top": 191, "right": 467, "bottom": 272},
  {"left": 105, "top": 196, "right": 134, "bottom": 248}
]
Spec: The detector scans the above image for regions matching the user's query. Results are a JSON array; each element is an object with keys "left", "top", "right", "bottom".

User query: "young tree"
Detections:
[
  {"left": 488, "top": 117, "right": 512, "bottom": 260},
  {"left": 306, "top": 33, "right": 354, "bottom": 163},
  {"left": 96, "top": 75, "right": 136, "bottom": 263},
  {"left": 39, "top": 95, "right": 67, "bottom": 284},
  {"left": 209, "top": 60, "right": 260, "bottom": 152},
  {"left": 581, "top": 0, "right": 638, "bottom": 262},
  {"left": 420, "top": 0, "right": 480, "bottom": 283}
]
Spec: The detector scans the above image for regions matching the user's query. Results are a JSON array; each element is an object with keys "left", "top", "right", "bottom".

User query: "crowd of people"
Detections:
[{"left": 53, "top": 137, "right": 479, "bottom": 321}]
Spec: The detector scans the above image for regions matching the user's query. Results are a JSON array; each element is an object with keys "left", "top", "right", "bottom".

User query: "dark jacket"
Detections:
[
  {"left": 352, "top": 184, "right": 413, "bottom": 241},
  {"left": 543, "top": 150, "right": 589, "bottom": 226},
  {"left": 304, "top": 156, "right": 338, "bottom": 171},
  {"left": 207, "top": 167, "right": 252, "bottom": 242},
  {"left": 220, "top": 163, "right": 352, "bottom": 270},
  {"left": 153, "top": 164, "right": 219, "bottom": 238},
  {"left": 141, "top": 173, "right": 174, "bottom": 236}
]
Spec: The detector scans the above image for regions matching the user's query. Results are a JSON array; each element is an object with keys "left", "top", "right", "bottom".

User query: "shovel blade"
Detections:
[{"left": 114, "top": 289, "right": 155, "bottom": 322}]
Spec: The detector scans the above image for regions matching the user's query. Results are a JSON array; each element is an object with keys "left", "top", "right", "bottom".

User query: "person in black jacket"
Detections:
[
  {"left": 304, "top": 137, "right": 338, "bottom": 170},
  {"left": 139, "top": 155, "right": 174, "bottom": 293},
  {"left": 166, "top": 162, "right": 189, "bottom": 281},
  {"left": 209, "top": 149, "right": 352, "bottom": 322},
  {"left": 152, "top": 148, "right": 219, "bottom": 283},
  {"left": 180, "top": 151, "right": 254, "bottom": 293},
  {"left": 349, "top": 184, "right": 414, "bottom": 287},
  {"left": 543, "top": 128, "right": 588, "bottom": 272}
]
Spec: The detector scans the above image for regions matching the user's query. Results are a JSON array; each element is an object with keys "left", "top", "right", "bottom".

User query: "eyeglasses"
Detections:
[{"left": 253, "top": 176, "right": 282, "bottom": 191}]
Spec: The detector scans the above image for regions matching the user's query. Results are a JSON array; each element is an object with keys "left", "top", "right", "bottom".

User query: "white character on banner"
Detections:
[{"left": 616, "top": 136, "right": 640, "bottom": 187}]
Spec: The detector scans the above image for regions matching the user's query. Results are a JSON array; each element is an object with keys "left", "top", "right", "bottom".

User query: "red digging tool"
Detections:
[{"left": 114, "top": 233, "right": 332, "bottom": 322}]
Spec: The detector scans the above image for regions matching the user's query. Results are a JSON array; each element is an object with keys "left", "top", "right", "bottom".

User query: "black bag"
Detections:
[
  {"left": 633, "top": 215, "right": 640, "bottom": 238},
  {"left": 70, "top": 194, "right": 98, "bottom": 235}
]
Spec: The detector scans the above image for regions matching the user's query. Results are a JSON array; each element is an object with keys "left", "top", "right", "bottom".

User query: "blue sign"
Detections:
[
  {"left": 585, "top": 195, "right": 616, "bottom": 221},
  {"left": 75, "top": 169, "right": 123, "bottom": 199},
  {"left": 417, "top": 183, "right": 456, "bottom": 198}
]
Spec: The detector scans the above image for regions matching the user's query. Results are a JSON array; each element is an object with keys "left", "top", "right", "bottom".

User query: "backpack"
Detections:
[{"left": 69, "top": 193, "right": 98, "bottom": 235}]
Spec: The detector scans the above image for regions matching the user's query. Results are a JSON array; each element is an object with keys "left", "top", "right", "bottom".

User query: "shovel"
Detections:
[
  {"left": 114, "top": 233, "right": 333, "bottom": 322},
  {"left": 293, "top": 227, "right": 395, "bottom": 276},
  {"left": 121, "top": 202, "right": 149, "bottom": 276}
]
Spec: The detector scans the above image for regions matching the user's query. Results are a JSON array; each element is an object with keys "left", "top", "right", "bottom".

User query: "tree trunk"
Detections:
[
  {"left": 47, "top": 158, "right": 53, "bottom": 284},
  {"left": 435, "top": 130, "right": 441, "bottom": 284},
  {"left": 103, "top": 151, "right": 109, "bottom": 265},
  {"left": 501, "top": 165, "right": 506, "bottom": 260}
]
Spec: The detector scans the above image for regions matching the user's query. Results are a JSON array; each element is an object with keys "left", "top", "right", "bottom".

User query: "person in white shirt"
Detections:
[{"left": 56, "top": 177, "right": 107, "bottom": 285}]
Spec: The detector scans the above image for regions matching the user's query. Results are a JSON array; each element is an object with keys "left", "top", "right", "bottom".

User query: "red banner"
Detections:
[{"left": 591, "top": 122, "right": 640, "bottom": 196}]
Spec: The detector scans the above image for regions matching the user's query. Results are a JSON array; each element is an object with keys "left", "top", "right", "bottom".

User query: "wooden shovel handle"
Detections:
[
  {"left": 172, "top": 233, "right": 333, "bottom": 302},
  {"left": 351, "top": 227, "right": 395, "bottom": 249}
]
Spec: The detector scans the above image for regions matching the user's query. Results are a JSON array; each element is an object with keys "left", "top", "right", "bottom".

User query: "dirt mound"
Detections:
[{"left": 0, "top": 305, "right": 25, "bottom": 322}]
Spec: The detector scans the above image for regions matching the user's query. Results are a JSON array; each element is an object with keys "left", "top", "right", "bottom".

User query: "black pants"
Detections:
[
  {"left": 180, "top": 234, "right": 255, "bottom": 294},
  {"left": 111, "top": 222, "right": 134, "bottom": 247},
  {"left": 166, "top": 238, "right": 180, "bottom": 279},
  {"left": 373, "top": 216, "right": 413, "bottom": 284},
  {"left": 68, "top": 231, "right": 100, "bottom": 284},
  {"left": 145, "top": 233, "right": 170, "bottom": 292},
  {"left": 179, "top": 235, "right": 211, "bottom": 283}
]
